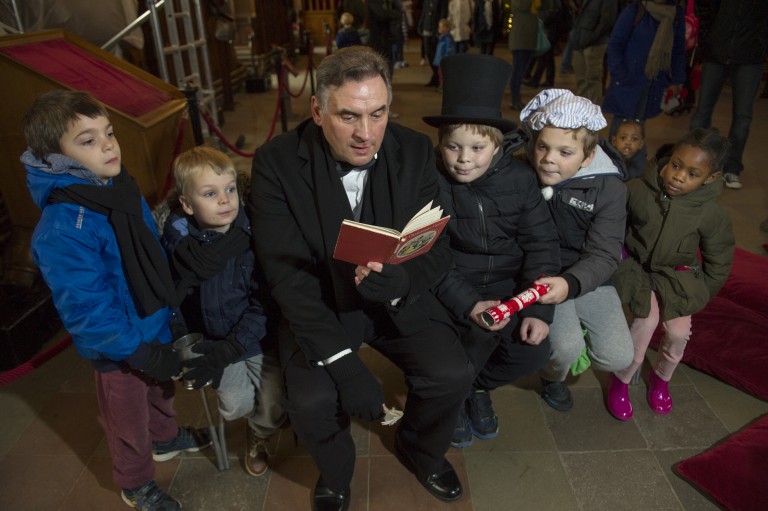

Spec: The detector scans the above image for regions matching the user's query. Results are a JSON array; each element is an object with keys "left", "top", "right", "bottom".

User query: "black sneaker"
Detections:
[
  {"left": 467, "top": 389, "right": 499, "bottom": 439},
  {"left": 450, "top": 406, "right": 473, "bottom": 448},
  {"left": 121, "top": 481, "right": 180, "bottom": 511},
  {"left": 540, "top": 378, "right": 573, "bottom": 411},
  {"left": 152, "top": 427, "right": 211, "bottom": 462}
]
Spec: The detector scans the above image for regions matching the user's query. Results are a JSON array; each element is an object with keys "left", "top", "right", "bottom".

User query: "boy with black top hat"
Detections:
[{"left": 424, "top": 54, "right": 561, "bottom": 447}]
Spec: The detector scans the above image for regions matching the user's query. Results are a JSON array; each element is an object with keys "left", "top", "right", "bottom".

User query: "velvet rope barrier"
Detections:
[{"left": 0, "top": 335, "right": 72, "bottom": 387}]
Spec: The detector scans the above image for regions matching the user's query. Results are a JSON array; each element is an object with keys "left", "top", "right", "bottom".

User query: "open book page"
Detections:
[{"left": 401, "top": 200, "right": 445, "bottom": 234}]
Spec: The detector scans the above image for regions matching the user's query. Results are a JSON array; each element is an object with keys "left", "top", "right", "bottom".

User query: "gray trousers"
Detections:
[
  {"left": 216, "top": 351, "right": 286, "bottom": 438},
  {"left": 540, "top": 285, "right": 633, "bottom": 382}
]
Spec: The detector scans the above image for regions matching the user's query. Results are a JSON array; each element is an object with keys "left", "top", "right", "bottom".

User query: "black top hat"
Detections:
[{"left": 423, "top": 54, "right": 516, "bottom": 133}]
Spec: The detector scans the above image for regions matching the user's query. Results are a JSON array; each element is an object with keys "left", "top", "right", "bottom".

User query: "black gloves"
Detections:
[
  {"left": 139, "top": 344, "right": 181, "bottom": 381},
  {"left": 182, "top": 338, "right": 246, "bottom": 389},
  {"left": 356, "top": 264, "right": 410, "bottom": 303},
  {"left": 325, "top": 352, "right": 384, "bottom": 421}
]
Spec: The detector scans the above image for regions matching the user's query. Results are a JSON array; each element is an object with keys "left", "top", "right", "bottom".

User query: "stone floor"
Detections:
[{"left": 1, "top": 43, "right": 767, "bottom": 510}]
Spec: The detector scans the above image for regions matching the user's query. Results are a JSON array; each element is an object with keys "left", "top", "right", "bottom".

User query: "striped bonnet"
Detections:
[{"left": 520, "top": 89, "right": 606, "bottom": 131}]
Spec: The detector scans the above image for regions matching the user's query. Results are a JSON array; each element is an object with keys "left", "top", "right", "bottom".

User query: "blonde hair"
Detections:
[
  {"left": 526, "top": 126, "right": 599, "bottom": 158},
  {"left": 438, "top": 18, "right": 452, "bottom": 31},
  {"left": 438, "top": 123, "right": 503, "bottom": 148},
  {"left": 340, "top": 12, "right": 354, "bottom": 28},
  {"left": 173, "top": 146, "right": 236, "bottom": 197}
]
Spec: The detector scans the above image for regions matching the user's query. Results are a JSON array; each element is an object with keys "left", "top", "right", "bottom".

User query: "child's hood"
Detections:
[
  {"left": 567, "top": 144, "right": 623, "bottom": 183},
  {"left": 21, "top": 149, "right": 107, "bottom": 209}
]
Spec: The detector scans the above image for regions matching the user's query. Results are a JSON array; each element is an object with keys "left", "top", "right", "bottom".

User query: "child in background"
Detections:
[
  {"left": 520, "top": 88, "right": 634, "bottom": 412},
  {"left": 161, "top": 146, "right": 286, "bottom": 476},
  {"left": 609, "top": 118, "right": 647, "bottom": 180},
  {"left": 425, "top": 54, "right": 561, "bottom": 447},
  {"left": 607, "top": 128, "right": 734, "bottom": 420},
  {"left": 336, "top": 12, "right": 362, "bottom": 49},
  {"left": 21, "top": 90, "right": 209, "bottom": 511},
  {"left": 433, "top": 18, "right": 456, "bottom": 90}
]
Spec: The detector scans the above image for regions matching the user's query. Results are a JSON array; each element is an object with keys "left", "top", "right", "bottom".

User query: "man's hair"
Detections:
[
  {"left": 527, "top": 126, "right": 599, "bottom": 158},
  {"left": 315, "top": 46, "right": 392, "bottom": 113},
  {"left": 173, "top": 145, "right": 237, "bottom": 197},
  {"left": 674, "top": 127, "right": 730, "bottom": 174},
  {"left": 23, "top": 90, "right": 109, "bottom": 159},
  {"left": 438, "top": 123, "right": 503, "bottom": 148}
]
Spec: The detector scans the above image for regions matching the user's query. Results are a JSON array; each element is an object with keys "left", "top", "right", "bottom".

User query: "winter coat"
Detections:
[
  {"left": 448, "top": 0, "right": 473, "bottom": 44},
  {"left": 472, "top": 0, "right": 500, "bottom": 46},
  {"left": 336, "top": 27, "right": 362, "bottom": 49},
  {"left": 367, "top": 0, "right": 402, "bottom": 55},
  {"left": 540, "top": 145, "right": 627, "bottom": 297},
  {"left": 602, "top": 2, "right": 687, "bottom": 121},
  {"left": 162, "top": 208, "right": 272, "bottom": 360},
  {"left": 696, "top": 0, "right": 768, "bottom": 65},
  {"left": 615, "top": 159, "right": 734, "bottom": 320},
  {"left": 571, "top": 0, "right": 618, "bottom": 50},
  {"left": 417, "top": 0, "right": 449, "bottom": 37},
  {"left": 433, "top": 133, "right": 561, "bottom": 330},
  {"left": 21, "top": 151, "right": 171, "bottom": 371},
  {"left": 434, "top": 32, "right": 456, "bottom": 66},
  {"left": 508, "top": 0, "right": 552, "bottom": 51}
]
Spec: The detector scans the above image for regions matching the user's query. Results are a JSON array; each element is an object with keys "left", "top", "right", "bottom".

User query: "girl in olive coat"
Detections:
[{"left": 607, "top": 128, "right": 734, "bottom": 421}]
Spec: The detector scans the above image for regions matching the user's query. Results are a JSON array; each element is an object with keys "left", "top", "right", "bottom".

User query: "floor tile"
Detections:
[
  {"left": 170, "top": 456, "right": 268, "bottom": 511},
  {"left": 653, "top": 449, "right": 722, "bottom": 511},
  {"left": 0, "top": 454, "right": 86, "bottom": 511}
]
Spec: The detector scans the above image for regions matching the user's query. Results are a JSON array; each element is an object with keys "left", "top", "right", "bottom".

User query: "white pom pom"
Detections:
[{"left": 541, "top": 186, "right": 554, "bottom": 200}]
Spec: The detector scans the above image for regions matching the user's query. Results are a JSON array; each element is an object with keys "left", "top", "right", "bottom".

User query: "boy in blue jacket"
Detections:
[
  {"left": 161, "top": 146, "right": 285, "bottom": 477},
  {"left": 21, "top": 90, "right": 209, "bottom": 511}
]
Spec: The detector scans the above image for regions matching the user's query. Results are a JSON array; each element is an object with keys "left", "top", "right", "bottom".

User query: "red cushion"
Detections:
[
  {"left": 675, "top": 414, "right": 768, "bottom": 510},
  {"left": 651, "top": 248, "right": 768, "bottom": 401}
]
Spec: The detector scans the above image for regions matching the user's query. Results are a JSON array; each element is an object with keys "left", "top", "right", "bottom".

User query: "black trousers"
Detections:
[
  {"left": 282, "top": 312, "right": 474, "bottom": 492},
  {"left": 460, "top": 319, "right": 552, "bottom": 391}
]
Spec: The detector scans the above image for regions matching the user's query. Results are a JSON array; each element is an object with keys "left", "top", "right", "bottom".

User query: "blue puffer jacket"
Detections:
[
  {"left": 162, "top": 208, "right": 271, "bottom": 359},
  {"left": 22, "top": 151, "right": 172, "bottom": 372}
]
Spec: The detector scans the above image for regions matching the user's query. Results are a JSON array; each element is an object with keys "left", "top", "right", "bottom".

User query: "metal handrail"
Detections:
[{"left": 101, "top": 0, "right": 166, "bottom": 52}]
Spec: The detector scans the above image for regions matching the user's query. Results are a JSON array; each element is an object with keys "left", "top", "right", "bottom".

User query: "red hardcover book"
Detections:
[{"left": 332, "top": 201, "right": 450, "bottom": 266}]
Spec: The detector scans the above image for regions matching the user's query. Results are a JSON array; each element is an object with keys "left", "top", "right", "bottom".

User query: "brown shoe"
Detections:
[{"left": 245, "top": 425, "right": 270, "bottom": 477}]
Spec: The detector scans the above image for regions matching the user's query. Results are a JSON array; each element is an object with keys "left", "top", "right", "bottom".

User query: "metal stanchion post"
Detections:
[
  {"left": 272, "top": 50, "right": 289, "bottom": 133},
  {"left": 305, "top": 30, "right": 315, "bottom": 97},
  {"left": 183, "top": 85, "right": 204, "bottom": 146}
]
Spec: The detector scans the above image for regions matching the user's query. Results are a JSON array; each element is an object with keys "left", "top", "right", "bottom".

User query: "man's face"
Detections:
[
  {"left": 59, "top": 114, "right": 121, "bottom": 184},
  {"left": 179, "top": 166, "right": 239, "bottom": 233},
  {"left": 611, "top": 122, "right": 645, "bottom": 159},
  {"left": 533, "top": 126, "right": 594, "bottom": 186},
  {"left": 439, "top": 125, "right": 499, "bottom": 183},
  {"left": 311, "top": 76, "right": 390, "bottom": 167}
]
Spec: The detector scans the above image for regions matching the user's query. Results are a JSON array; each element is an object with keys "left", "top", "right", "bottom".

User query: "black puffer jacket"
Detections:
[
  {"left": 433, "top": 133, "right": 561, "bottom": 328},
  {"left": 696, "top": 0, "right": 768, "bottom": 65}
]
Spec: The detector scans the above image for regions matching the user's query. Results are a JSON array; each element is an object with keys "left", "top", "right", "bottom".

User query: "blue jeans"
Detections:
[
  {"left": 510, "top": 49, "right": 534, "bottom": 104},
  {"left": 690, "top": 62, "right": 763, "bottom": 175}
]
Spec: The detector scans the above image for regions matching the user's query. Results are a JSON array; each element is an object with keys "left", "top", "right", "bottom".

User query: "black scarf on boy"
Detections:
[{"left": 48, "top": 166, "right": 177, "bottom": 317}]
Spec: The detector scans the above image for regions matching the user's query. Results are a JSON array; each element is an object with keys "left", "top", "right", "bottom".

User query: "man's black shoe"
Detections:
[
  {"left": 313, "top": 479, "right": 350, "bottom": 511},
  {"left": 394, "top": 435, "right": 463, "bottom": 501},
  {"left": 419, "top": 459, "right": 463, "bottom": 501}
]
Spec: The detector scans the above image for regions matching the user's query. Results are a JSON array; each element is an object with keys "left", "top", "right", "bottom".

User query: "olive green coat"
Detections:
[
  {"left": 507, "top": 0, "right": 551, "bottom": 51},
  {"left": 615, "top": 160, "right": 734, "bottom": 321}
]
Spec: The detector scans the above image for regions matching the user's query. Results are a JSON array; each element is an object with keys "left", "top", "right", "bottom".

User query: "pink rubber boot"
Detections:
[
  {"left": 607, "top": 374, "right": 633, "bottom": 421},
  {"left": 647, "top": 371, "right": 673, "bottom": 414}
]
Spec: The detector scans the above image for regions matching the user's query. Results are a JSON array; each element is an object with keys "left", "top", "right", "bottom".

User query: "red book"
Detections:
[{"left": 333, "top": 201, "right": 450, "bottom": 266}]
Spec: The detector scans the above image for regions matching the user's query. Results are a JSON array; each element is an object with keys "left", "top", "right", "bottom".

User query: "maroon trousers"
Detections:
[{"left": 94, "top": 368, "right": 177, "bottom": 489}]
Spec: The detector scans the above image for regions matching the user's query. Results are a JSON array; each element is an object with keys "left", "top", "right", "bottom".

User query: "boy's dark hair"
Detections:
[
  {"left": 674, "top": 127, "right": 730, "bottom": 174},
  {"left": 23, "top": 90, "right": 109, "bottom": 160}
]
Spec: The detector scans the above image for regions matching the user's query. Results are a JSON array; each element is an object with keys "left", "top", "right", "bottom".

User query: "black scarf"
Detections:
[
  {"left": 48, "top": 166, "right": 176, "bottom": 317},
  {"left": 171, "top": 217, "right": 251, "bottom": 297}
]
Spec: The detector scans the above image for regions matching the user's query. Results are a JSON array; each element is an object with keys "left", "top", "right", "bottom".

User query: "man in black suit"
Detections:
[{"left": 249, "top": 46, "right": 473, "bottom": 511}]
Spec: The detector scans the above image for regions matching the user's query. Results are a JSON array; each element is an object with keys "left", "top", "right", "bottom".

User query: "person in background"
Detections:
[
  {"left": 448, "top": 0, "right": 473, "bottom": 54},
  {"left": 607, "top": 128, "right": 734, "bottom": 420},
  {"left": 609, "top": 118, "right": 647, "bottom": 180},
  {"left": 434, "top": 18, "right": 457, "bottom": 90},
  {"left": 570, "top": 0, "right": 618, "bottom": 104},
  {"left": 689, "top": 0, "right": 768, "bottom": 190},
  {"left": 418, "top": 0, "right": 449, "bottom": 87},
  {"left": 249, "top": 46, "right": 473, "bottom": 511},
  {"left": 508, "top": 0, "right": 552, "bottom": 111},
  {"left": 20, "top": 90, "right": 210, "bottom": 511},
  {"left": 472, "top": 0, "right": 500, "bottom": 55},
  {"left": 336, "top": 12, "right": 362, "bottom": 49}
]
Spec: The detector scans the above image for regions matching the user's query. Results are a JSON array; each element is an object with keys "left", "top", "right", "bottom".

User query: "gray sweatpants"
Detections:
[{"left": 540, "top": 285, "right": 634, "bottom": 383}]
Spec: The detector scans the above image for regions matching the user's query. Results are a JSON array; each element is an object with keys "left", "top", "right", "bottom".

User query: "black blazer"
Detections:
[{"left": 249, "top": 119, "right": 454, "bottom": 364}]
